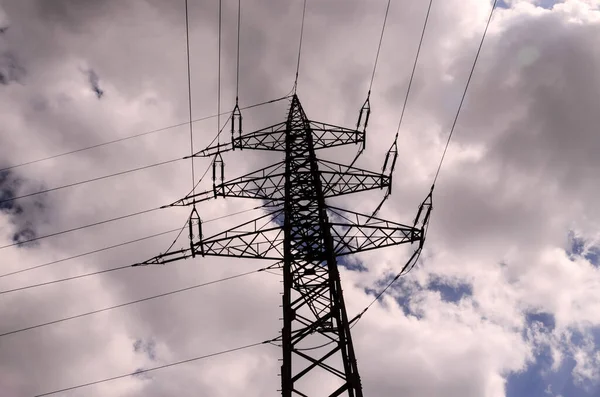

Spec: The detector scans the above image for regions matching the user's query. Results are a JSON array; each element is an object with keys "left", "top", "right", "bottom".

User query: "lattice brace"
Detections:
[
  {"left": 217, "top": 161, "right": 286, "bottom": 200},
  {"left": 199, "top": 208, "right": 286, "bottom": 259},
  {"left": 317, "top": 159, "right": 389, "bottom": 197},
  {"left": 326, "top": 206, "right": 422, "bottom": 256},
  {"left": 164, "top": 162, "right": 287, "bottom": 208},
  {"left": 135, "top": 209, "right": 286, "bottom": 265},
  {"left": 289, "top": 258, "right": 332, "bottom": 327},
  {"left": 280, "top": 259, "right": 357, "bottom": 396},
  {"left": 234, "top": 121, "right": 288, "bottom": 152},
  {"left": 162, "top": 189, "right": 215, "bottom": 208},
  {"left": 309, "top": 120, "right": 364, "bottom": 150},
  {"left": 196, "top": 96, "right": 365, "bottom": 157}
]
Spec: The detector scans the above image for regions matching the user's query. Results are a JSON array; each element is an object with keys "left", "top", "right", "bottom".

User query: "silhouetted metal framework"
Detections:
[{"left": 138, "top": 95, "right": 432, "bottom": 396}]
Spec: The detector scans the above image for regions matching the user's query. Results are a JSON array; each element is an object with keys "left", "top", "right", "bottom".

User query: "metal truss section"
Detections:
[
  {"left": 318, "top": 159, "right": 389, "bottom": 197},
  {"left": 136, "top": 209, "right": 285, "bottom": 265},
  {"left": 194, "top": 103, "right": 364, "bottom": 158},
  {"left": 165, "top": 162, "right": 287, "bottom": 207},
  {"left": 139, "top": 94, "right": 433, "bottom": 397},
  {"left": 307, "top": 120, "right": 363, "bottom": 150},
  {"left": 327, "top": 206, "right": 422, "bottom": 256},
  {"left": 198, "top": 209, "right": 284, "bottom": 259},
  {"left": 279, "top": 94, "right": 362, "bottom": 397},
  {"left": 165, "top": 159, "right": 390, "bottom": 207}
]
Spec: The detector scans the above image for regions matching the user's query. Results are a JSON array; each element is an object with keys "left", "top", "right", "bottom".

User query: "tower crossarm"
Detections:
[
  {"left": 192, "top": 141, "right": 234, "bottom": 158},
  {"left": 194, "top": 121, "right": 363, "bottom": 157},
  {"left": 164, "top": 157, "right": 391, "bottom": 208},
  {"left": 162, "top": 188, "right": 216, "bottom": 208},
  {"left": 133, "top": 246, "right": 194, "bottom": 266},
  {"left": 318, "top": 159, "right": 389, "bottom": 197},
  {"left": 195, "top": 121, "right": 288, "bottom": 157},
  {"left": 135, "top": 209, "right": 285, "bottom": 266},
  {"left": 327, "top": 206, "right": 422, "bottom": 256},
  {"left": 308, "top": 120, "right": 364, "bottom": 150},
  {"left": 164, "top": 162, "right": 287, "bottom": 207},
  {"left": 198, "top": 209, "right": 284, "bottom": 259}
]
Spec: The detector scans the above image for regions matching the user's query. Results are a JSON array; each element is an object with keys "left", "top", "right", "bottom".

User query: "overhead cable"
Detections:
[
  {"left": 1, "top": 268, "right": 265, "bottom": 337},
  {"left": 33, "top": 340, "right": 274, "bottom": 397},
  {"left": 0, "top": 158, "right": 183, "bottom": 205},
  {"left": 0, "top": 207, "right": 160, "bottom": 250},
  {"left": 0, "top": 265, "right": 133, "bottom": 295},
  {"left": 217, "top": 0, "right": 222, "bottom": 146},
  {"left": 350, "top": 0, "right": 498, "bottom": 327},
  {"left": 236, "top": 0, "right": 241, "bottom": 98},
  {"left": 293, "top": 0, "right": 308, "bottom": 92},
  {"left": 433, "top": 0, "right": 498, "bottom": 185},
  {"left": 368, "top": 0, "right": 391, "bottom": 93},
  {"left": 201, "top": 95, "right": 291, "bottom": 155},
  {"left": 0, "top": 205, "right": 266, "bottom": 287},
  {"left": 0, "top": 98, "right": 287, "bottom": 173},
  {"left": 184, "top": 0, "right": 196, "bottom": 194},
  {"left": 0, "top": 228, "right": 179, "bottom": 278},
  {"left": 0, "top": 162, "right": 214, "bottom": 252},
  {"left": 350, "top": 249, "right": 422, "bottom": 327},
  {"left": 394, "top": 0, "right": 433, "bottom": 137}
]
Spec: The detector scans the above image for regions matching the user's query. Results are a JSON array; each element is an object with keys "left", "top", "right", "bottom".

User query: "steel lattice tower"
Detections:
[{"left": 138, "top": 94, "right": 432, "bottom": 396}]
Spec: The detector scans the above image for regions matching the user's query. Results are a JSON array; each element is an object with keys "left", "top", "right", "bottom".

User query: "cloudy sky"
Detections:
[{"left": 1, "top": 0, "right": 600, "bottom": 396}]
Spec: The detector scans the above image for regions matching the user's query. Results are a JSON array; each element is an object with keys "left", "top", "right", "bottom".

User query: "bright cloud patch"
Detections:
[{"left": 1, "top": 0, "right": 600, "bottom": 396}]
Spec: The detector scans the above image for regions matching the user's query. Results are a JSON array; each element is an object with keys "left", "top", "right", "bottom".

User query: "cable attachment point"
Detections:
[
  {"left": 212, "top": 152, "right": 225, "bottom": 197},
  {"left": 413, "top": 185, "right": 433, "bottom": 248},
  {"left": 356, "top": 92, "right": 371, "bottom": 148},
  {"left": 188, "top": 206, "right": 203, "bottom": 258},
  {"left": 231, "top": 98, "right": 243, "bottom": 150},
  {"left": 381, "top": 133, "right": 398, "bottom": 192}
]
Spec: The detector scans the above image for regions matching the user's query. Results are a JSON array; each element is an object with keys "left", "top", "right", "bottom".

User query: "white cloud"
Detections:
[{"left": 1, "top": 0, "right": 600, "bottom": 396}]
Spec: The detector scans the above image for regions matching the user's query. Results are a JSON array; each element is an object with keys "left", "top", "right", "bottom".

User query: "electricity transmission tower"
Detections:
[{"left": 138, "top": 94, "right": 432, "bottom": 396}]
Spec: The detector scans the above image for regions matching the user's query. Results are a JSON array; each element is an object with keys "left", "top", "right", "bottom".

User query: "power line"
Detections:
[
  {"left": 0, "top": 264, "right": 133, "bottom": 295},
  {"left": 351, "top": 0, "right": 433, "bottom": 220},
  {"left": 394, "top": 0, "right": 433, "bottom": 136},
  {"left": 236, "top": 0, "right": 241, "bottom": 99},
  {"left": 369, "top": 0, "right": 391, "bottom": 93},
  {"left": 217, "top": 0, "right": 222, "bottom": 146},
  {"left": 33, "top": 339, "right": 273, "bottom": 397},
  {"left": 0, "top": 98, "right": 287, "bottom": 174},
  {"left": 0, "top": 228, "right": 180, "bottom": 279},
  {"left": 350, "top": 1, "right": 499, "bottom": 328},
  {"left": 350, "top": 251, "right": 422, "bottom": 327},
  {"left": 202, "top": 95, "right": 291, "bottom": 153},
  {"left": 0, "top": 205, "right": 266, "bottom": 286},
  {"left": 1, "top": 268, "right": 265, "bottom": 337},
  {"left": 293, "top": 0, "right": 307, "bottom": 93},
  {"left": 433, "top": 0, "right": 497, "bottom": 184},
  {"left": 0, "top": 162, "right": 214, "bottom": 252},
  {"left": 0, "top": 157, "right": 183, "bottom": 205},
  {"left": 0, "top": 207, "right": 160, "bottom": 250},
  {"left": 184, "top": 0, "right": 196, "bottom": 195},
  {"left": 163, "top": 217, "right": 189, "bottom": 254},
  {"left": 160, "top": 161, "right": 231, "bottom": 253}
]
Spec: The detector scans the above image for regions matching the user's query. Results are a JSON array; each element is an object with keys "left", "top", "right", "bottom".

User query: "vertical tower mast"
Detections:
[{"left": 281, "top": 95, "right": 361, "bottom": 396}]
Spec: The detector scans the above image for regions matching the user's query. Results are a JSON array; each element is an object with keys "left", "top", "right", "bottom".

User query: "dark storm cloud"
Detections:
[
  {"left": 134, "top": 338, "right": 157, "bottom": 361},
  {"left": 0, "top": 52, "right": 25, "bottom": 85},
  {"left": 0, "top": 170, "right": 40, "bottom": 248},
  {"left": 33, "top": 0, "right": 124, "bottom": 33},
  {"left": 87, "top": 68, "right": 104, "bottom": 98},
  {"left": 0, "top": 170, "right": 22, "bottom": 213}
]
